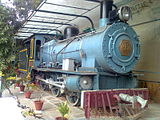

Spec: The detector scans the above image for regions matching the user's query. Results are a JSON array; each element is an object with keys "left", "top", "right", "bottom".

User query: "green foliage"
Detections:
[
  {"left": 1, "top": 78, "right": 11, "bottom": 92},
  {"left": 0, "top": 0, "right": 42, "bottom": 92},
  {"left": 13, "top": 0, "right": 42, "bottom": 21},
  {"left": 0, "top": 6, "right": 15, "bottom": 72},
  {"left": 0, "top": 0, "right": 42, "bottom": 31},
  {"left": 57, "top": 102, "right": 70, "bottom": 118},
  {"left": 26, "top": 83, "right": 38, "bottom": 91}
]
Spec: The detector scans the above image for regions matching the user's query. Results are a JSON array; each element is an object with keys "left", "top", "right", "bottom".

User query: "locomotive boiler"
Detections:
[{"left": 18, "top": 0, "right": 146, "bottom": 108}]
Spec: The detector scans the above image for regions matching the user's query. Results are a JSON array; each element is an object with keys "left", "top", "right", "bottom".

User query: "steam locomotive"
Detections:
[{"left": 18, "top": 0, "right": 147, "bottom": 108}]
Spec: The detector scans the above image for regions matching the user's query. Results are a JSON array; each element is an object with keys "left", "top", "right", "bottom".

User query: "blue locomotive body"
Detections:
[
  {"left": 18, "top": 0, "right": 141, "bottom": 105},
  {"left": 41, "top": 22, "right": 139, "bottom": 74},
  {"left": 39, "top": 22, "right": 139, "bottom": 92}
]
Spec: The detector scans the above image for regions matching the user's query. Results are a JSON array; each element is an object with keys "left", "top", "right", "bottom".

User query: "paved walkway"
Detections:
[
  {"left": 2, "top": 86, "right": 160, "bottom": 120},
  {"left": 2, "top": 86, "right": 84, "bottom": 120}
]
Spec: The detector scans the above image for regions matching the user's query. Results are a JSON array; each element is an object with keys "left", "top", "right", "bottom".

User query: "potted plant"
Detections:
[
  {"left": 24, "top": 83, "right": 37, "bottom": 98},
  {"left": 19, "top": 74, "right": 30, "bottom": 92},
  {"left": 18, "top": 76, "right": 28, "bottom": 92},
  {"left": 19, "top": 84, "right": 25, "bottom": 92},
  {"left": 34, "top": 93, "right": 44, "bottom": 111},
  {"left": 14, "top": 81, "right": 20, "bottom": 88},
  {"left": 6, "top": 76, "right": 20, "bottom": 88},
  {"left": 19, "top": 78, "right": 26, "bottom": 92},
  {"left": 56, "top": 101, "right": 70, "bottom": 120},
  {"left": 13, "top": 75, "right": 21, "bottom": 88}
]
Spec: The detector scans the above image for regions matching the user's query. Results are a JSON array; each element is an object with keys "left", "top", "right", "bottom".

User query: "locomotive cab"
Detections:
[{"left": 18, "top": 34, "right": 54, "bottom": 76}]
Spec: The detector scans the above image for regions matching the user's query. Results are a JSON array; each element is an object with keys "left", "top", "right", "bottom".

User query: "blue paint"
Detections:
[
  {"left": 99, "top": 75, "right": 137, "bottom": 89},
  {"left": 99, "top": 18, "right": 108, "bottom": 27},
  {"left": 29, "top": 34, "right": 54, "bottom": 68},
  {"left": 41, "top": 40, "right": 56, "bottom": 67},
  {"left": 65, "top": 76, "right": 81, "bottom": 92}
]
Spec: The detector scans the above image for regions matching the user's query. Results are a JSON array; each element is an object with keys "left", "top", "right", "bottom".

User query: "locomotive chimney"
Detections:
[
  {"left": 100, "top": 0, "right": 113, "bottom": 27},
  {"left": 86, "top": 0, "right": 113, "bottom": 27}
]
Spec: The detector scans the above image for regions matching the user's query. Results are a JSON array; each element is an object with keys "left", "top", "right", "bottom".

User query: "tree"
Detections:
[
  {"left": 0, "top": 5, "right": 14, "bottom": 71},
  {"left": 13, "top": 0, "right": 42, "bottom": 21},
  {"left": 1, "top": 0, "right": 42, "bottom": 32},
  {"left": 0, "top": 0, "right": 42, "bottom": 95},
  {"left": 0, "top": 5, "right": 16, "bottom": 95},
  {"left": 0, "top": 0, "right": 42, "bottom": 72}
]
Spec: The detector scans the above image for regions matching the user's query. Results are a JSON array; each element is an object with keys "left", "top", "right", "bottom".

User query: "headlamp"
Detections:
[{"left": 118, "top": 6, "right": 132, "bottom": 22}]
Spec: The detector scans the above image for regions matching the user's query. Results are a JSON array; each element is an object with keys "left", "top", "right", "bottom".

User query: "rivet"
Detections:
[
  {"left": 133, "top": 35, "right": 137, "bottom": 38},
  {"left": 107, "top": 54, "right": 112, "bottom": 58},
  {"left": 121, "top": 66, "right": 125, "bottom": 71},
  {"left": 108, "top": 34, "right": 112, "bottom": 38},
  {"left": 123, "top": 26, "right": 127, "bottom": 31}
]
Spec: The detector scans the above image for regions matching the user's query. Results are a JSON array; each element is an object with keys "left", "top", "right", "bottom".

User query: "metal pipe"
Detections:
[
  {"left": 87, "top": 0, "right": 113, "bottom": 27},
  {"left": 15, "top": 35, "right": 30, "bottom": 37},
  {"left": 100, "top": 0, "right": 113, "bottom": 19},
  {"left": 28, "top": 20, "right": 72, "bottom": 26},
  {"left": 33, "top": 15, "right": 72, "bottom": 22},
  {"left": 54, "top": 38, "right": 76, "bottom": 64},
  {"left": 45, "top": 2, "right": 90, "bottom": 11},
  {"left": 17, "top": 31, "right": 54, "bottom": 35},
  {"left": 22, "top": 27, "right": 62, "bottom": 34},
  {"left": 26, "top": 24, "right": 58, "bottom": 28},
  {"left": 36, "top": 9, "right": 95, "bottom": 29},
  {"left": 131, "top": 18, "right": 160, "bottom": 27}
]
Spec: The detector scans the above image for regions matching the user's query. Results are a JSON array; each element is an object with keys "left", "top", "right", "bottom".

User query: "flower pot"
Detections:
[
  {"left": 19, "top": 85, "right": 25, "bottom": 92},
  {"left": 14, "top": 83, "right": 20, "bottom": 88},
  {"left": 24, "top": 91, "right": 32, "bottom": 98},
  {"left": 35, "top": 81, "right": 40, "bottom": 86},
  {"left": 34, "top": 100, "right": 44, "bottom": 110},
  {"left": 55, "top": 117, "right": 68, "bottom": 120}
]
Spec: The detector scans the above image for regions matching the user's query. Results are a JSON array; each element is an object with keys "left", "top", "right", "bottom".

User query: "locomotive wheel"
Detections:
[
  {"left": 66, "top": 92, "right": 80, "bottom": 106},
  {"left": 39, "top": 81, "right": 45, "bottom": 90},
  {"left": 51, "top": 87, "right": 61, "bottom": 97},
  {"left": 39, "top": 81, "right": 49, "bottom": 91}
]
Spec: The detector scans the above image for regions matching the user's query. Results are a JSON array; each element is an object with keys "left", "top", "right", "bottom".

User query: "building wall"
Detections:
[
  {"left": 125, "top": 0, "right": 160, "bottom": 82},
  {"left": 121, "top": 0, "right": 160, "bottom": 101}
]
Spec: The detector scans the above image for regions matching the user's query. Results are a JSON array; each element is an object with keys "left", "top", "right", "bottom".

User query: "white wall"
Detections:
[{"left": 127, "top": 0, "right": 160, "bottom": 81}]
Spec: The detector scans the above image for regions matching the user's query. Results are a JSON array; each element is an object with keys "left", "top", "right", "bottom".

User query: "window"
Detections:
[{"left": 35, "top": 40, "right": 41, "bottom": 60}]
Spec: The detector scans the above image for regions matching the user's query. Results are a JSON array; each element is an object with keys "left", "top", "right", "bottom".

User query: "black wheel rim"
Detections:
[
  {"left": 66, "top": 92, "right": 80, "bottom": 106},
  {"left": 39, "top": 81, "right": 45, "bottom": 90},
  {"left": 51, "top": 87, "right": 61, "bottom": 97}
]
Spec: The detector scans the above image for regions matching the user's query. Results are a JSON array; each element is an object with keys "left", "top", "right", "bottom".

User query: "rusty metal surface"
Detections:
[
  {"left": 82, "top": 88, "right": 149, "bottom": 119},
  {"left": 119, "top": 40, "right": 132, "bottom": 56}
]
